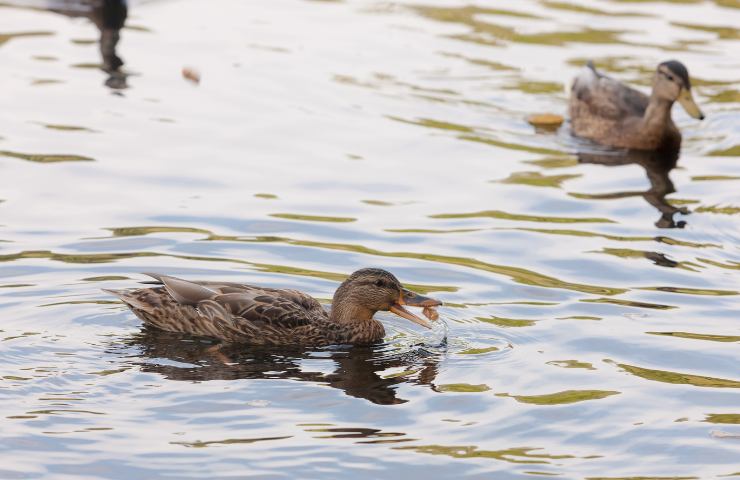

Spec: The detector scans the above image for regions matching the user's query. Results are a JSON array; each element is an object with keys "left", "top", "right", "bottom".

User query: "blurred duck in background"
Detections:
[{"left": 570, "top": 60, "right": 704, "bottom": 151}]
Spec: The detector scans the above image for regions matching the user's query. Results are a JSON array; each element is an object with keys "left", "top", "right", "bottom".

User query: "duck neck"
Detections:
[
  {"left": 642, "top": 95, "right": 674, "bottom": 133},
  {"left": 328, "top": 299, "right": 385, "bottom": 343},
  {"left": 329, "top": 298, "right": 375, "bottom": 325}
]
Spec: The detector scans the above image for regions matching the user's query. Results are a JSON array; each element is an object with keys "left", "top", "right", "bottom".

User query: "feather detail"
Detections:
[{"left": 159, "top": 275, "right": 217, "bottom": 305}]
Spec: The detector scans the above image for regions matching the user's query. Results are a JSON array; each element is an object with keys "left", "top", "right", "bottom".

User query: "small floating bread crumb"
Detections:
[
  {"left": 182, "top": 66, "right": 201, "bottom": 84},
  {"left": 527, "top": 113, "right": 564, "bottom": 128}
]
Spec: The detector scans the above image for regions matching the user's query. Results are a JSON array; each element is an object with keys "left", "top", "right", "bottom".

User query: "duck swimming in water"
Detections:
[
  {"left": 569, "top": 60, "right": 704, "bottom": 151},
  {"left": 104, "top": 268, "right": 442, "bottom": 346}
]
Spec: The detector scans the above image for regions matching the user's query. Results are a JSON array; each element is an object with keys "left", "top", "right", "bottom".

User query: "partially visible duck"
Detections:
[
  {"left": 105, "top": 268, "right": 442, "bottom": 346},
  {"left": 569, "top": 60, "right": 704, "bottom": 150}
]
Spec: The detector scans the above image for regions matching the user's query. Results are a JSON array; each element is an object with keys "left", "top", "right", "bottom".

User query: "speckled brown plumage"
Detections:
[
  {"left": 104, "top": 268, "right": 441, "bottom": 346},
  {"left": 569, "top": 60, "right": 704, "bottom": 151}
]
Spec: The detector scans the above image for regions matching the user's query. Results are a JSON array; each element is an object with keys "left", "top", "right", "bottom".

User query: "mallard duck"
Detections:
[
  {"left": 104, "top": 268, "right": 442, "bottom": 346},
  {"left": 569, "top": 60, "right": 704, "bottom": 150}
]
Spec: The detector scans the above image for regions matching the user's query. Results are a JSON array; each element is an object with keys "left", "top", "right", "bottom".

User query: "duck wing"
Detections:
[
  {"left": 109, "top": 274, "right": 328, "bottom": 342},
  {"left": 158, "top": 275, "right": 326, "bottom": 329},
  {"left": 571, "top": 62, "right": 648, "bottom": 120}
]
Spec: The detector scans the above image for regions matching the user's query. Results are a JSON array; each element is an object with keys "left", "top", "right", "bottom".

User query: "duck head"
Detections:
[
  {"left": 330, "top": 268, "right": 442, "bottom": 328},
  {"left": 653, "top": 60, "right": 704, "bottom": 120}
]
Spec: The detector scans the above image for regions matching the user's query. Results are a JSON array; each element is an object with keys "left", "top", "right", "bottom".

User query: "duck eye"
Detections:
[
  {"left": 374, "top": 279, "right": 385, "bottom": 287},
  {"left": 667, "top": 74, "right": 674, "bottom": 81}
]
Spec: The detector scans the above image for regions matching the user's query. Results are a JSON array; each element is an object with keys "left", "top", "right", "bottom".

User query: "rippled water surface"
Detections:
[{"left": 1, "top": 0, "right": 739, "bottom": 478}]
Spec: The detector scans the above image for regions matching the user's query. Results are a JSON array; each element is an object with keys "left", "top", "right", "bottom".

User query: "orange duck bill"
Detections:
[{"left": 389, "top": 288, "right": 443, "bottom": 329}]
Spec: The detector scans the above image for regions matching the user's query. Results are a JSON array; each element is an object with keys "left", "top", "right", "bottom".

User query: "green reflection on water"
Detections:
[
  {"left": 0, "top": 250, "right": 158, "bottom": 264},
  {"left": 547, "top": 360, "right": 595, "bottom": 370},
  {"left": 646, "top": 332, "right": 740, "bottom": 343},
  {"left": 231, "top": 235, "right": 625, "bottom": 295},
  {"left": 412, "top": 5, "right": 625, "bottom": 46},
  {"left": 582, "top": 297, "right": 675, "bottom": 310},
  {"left": 477, "top": 316, "right": 536, "bottom": 328},
  {"left": 638, "top": 286, "right": 738, "bottom": 296},
  {"left": 438, "top": 51, "right": 517, "bottom": 71},
  {"left": 438, "top": 383, "right": 491, "bottom": 393},
  {"left": 586, "top": 477, "right": 698, "bottom": 480},
  {"left": 499, "top": 390, "right": 619, "bottom": 405},
  {"left": 387, "top": 116, "right": 563, "bottom": 155},
  {"left": 0, "top": 30, "right": 53, "bottom": 47},
  {"left": 458, "top": 134, "right": 563, "bottom": 155},
  {"left": 698, "top": 258, "right": 740, "bottom": 270},
  {"left": 704, "top": 414, "right": 740, "bottom": 424},
  {"left": 672, "top": 22, "right": 740, "bottom": 39},
  {"left": 270, "top": 213, "right": 357, "bottom": 223},
  {"left": 41, "top": 300, "right": 120, "bottom": 307},
  {"left": 458, "top": 346, "right": 500, "bottom": 355},
  {"left": 691, "top": 175, "right": 740, "bottom": 181},
  {"left": 40, "top": 124, "right": 96, "bottom": 132},
  {"left": 31, "top": 79, "right": 63, "bottom": 86},
  {"left": 395, "top": 444, "right": 575, "bottom": 464},
  {"left": 81, "top": 276, "right": 130, "bottom": 282},
  {"left": 26, "top": 409, "right": 105, "bottom": 416},
  {"left": 709, "top": 145, "right": 740, "bottom": 156},
  {"left": 557, "top": 315, "right": 602, "bottom": 321},
  {"left": 0, "top": 150, "right": 94, "bottom": 163},
  {"left": 171, "top": 436, "right": 292, "bottom": 448},
  {"left": 385, "top": 228, "right": 482, "bottom": 234},
  {"left": 616, "top": 363, "right": 740, "bottom": 388},
  {"left": 541, "top": 1, "right": 648, "bottom": 15},
  {"left": 525, "top": 156, "right": 579, "bottom": 169},
  {"left": 503, "top": 80, "right": 564, "bottom": 94},
  {"left": 517, "top": 29, "right": 624, "bottom": 46},
  {"left": 708, "top": 90, "right": 740, "bottom": 103},
  {"left": 107, "top": 226, "right": 212, "bottom": 237},
  {"left": 431, "top": 210, "right": 614, "bottom": 223},
  {"left": 498, "top": 171, "right": 581, "bottom": 188},
  {"left": 695, "top": 204, "right": 740, "bottom": 215},
  {"left": 507, "top": 227, "right": 721, "bottom": 248}
]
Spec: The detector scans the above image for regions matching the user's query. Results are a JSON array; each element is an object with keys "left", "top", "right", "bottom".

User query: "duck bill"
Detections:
[
  {"left": 389, "top": 289, "right": 443, "bottom": 329},
  {"left": 678, "top": 88, "right": 704, "bottom": 120}
]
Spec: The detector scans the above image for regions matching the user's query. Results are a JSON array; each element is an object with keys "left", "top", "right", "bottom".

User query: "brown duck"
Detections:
[
  {"left": 569, "top": 60, "right": 704, "bottom": 150},
  {"left": 104, "top": 268, "right": 442, "bottom": 346}
]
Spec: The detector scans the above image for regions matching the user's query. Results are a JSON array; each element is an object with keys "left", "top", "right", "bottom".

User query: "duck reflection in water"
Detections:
[
  {"left": 124, "top": 328, "right": 440, "bottom": 406},
  {"left": 577, "top": 146, "right": 687, "bottom": 229},
  {"left": 94, "top": 0, "right": 128, "bottom": 82},
  {"left": 41, "top": 0, "right": 128, "bottom": 88}
]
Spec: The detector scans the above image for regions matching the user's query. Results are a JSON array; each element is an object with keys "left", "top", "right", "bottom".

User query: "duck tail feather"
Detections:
[
  {"left": 159, "top": 275, "right": 217, "bottom": 306},
  {"left": 103, "top": 288, "right": 152, "bottom": 311},
  {"left": 585, "top": 60, "right": 603, "bottom": 78}
]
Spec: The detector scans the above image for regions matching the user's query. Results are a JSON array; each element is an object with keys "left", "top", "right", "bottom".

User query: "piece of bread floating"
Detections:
[
  {"left": 423, "top": 306, "right": 439, "bottom": 321},
  {"left": 527, "top": 113, "right": 564, "bottom": 128},
  {"left": 182, "top": 66, "right": 201, "bottom": 84}
]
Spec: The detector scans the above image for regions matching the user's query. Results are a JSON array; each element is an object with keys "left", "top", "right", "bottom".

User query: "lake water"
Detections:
[{"left": 1, "top": 1, "right": 739, "bottom": 478}]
